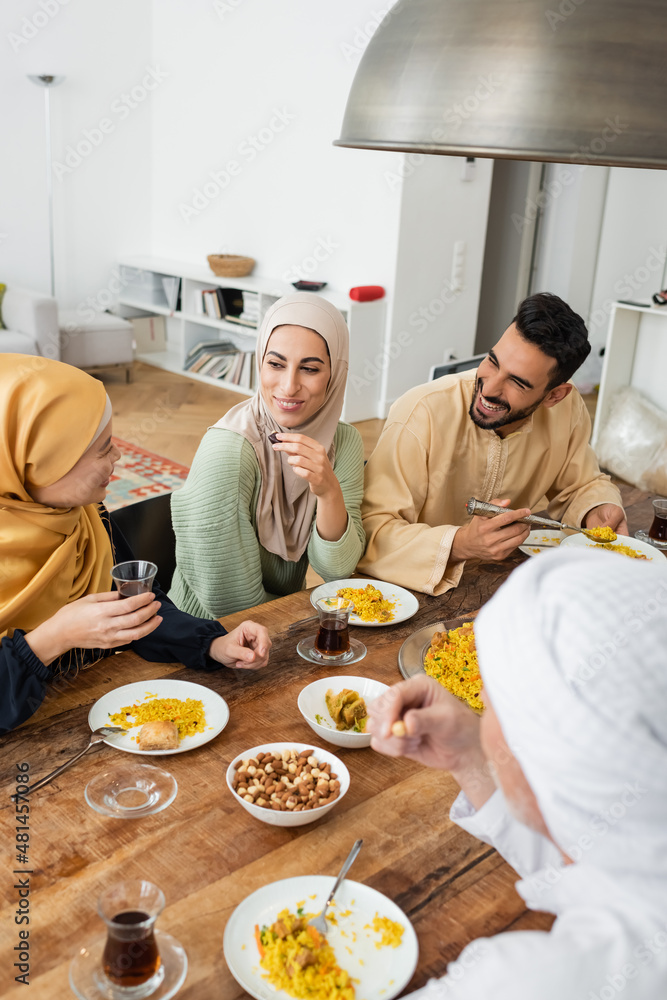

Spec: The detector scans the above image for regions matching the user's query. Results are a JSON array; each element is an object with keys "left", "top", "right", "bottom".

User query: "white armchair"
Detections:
[{"left": 1, "top": 288, "right": 59, "bottom": 360}]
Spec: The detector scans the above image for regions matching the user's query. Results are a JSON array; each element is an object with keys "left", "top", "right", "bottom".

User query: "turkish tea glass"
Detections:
[
  {"left": 648, "top": 498, "right": 667, "bottom": 543},
  {"left": 111, "top": 561, "right": 158, "bottom": 599},
  {"left": 314, "top": 597, "right": 355, "bottom": 658},
  {"left": 98, "top": 880, "right": 165, "bottom": 998}
]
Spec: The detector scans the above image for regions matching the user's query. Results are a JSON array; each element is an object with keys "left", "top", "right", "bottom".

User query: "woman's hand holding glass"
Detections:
[{"left": 25, "top": 591, "right": 162, "bottom": 666}]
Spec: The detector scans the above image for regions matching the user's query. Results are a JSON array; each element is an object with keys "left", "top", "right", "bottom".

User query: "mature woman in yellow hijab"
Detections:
[{"left": 0, "top": 354, "right": 271, "bottom": 733}]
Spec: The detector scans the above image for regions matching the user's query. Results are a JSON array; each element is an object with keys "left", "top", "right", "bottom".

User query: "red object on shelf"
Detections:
[{"left": 349, "top": 285, "right": 385, "bottom": 302}]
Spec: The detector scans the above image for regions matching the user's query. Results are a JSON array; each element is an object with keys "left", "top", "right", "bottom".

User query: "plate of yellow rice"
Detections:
[
  {"left": 223, "top": 875, "right": 418, "bottom": 1000},
  {"left": 88, "top": 679, "right": 230, "bottom": 755},
  {"left": 560, "top": 532, "right": 656, "bottom": 560},
  {"left": 310, "top": 579, "right": 419, "bottom": 626},
  {"left": 398, "top": 614, "right": 484, "bottom": 713}
]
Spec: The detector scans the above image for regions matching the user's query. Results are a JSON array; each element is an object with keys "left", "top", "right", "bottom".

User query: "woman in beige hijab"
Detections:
[{"left": 169, "top": 293, "right": 366, "bottom": 618}]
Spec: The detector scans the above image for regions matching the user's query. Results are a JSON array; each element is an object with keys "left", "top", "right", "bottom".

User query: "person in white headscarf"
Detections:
[
  {"left": 169, "top": 293, "right": 365, "bottom": 618},
  {"left": 368, "top": 549, "right": 667, "bottom": 999}
]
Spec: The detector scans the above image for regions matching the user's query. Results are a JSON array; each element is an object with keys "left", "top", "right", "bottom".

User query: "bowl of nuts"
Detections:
[{"left": 225, "top": 742, "right": 350, "bottom": 827}]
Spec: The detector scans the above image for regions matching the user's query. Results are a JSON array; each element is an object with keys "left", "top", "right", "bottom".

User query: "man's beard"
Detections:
[{"left": 468, "top": 378, "right": 545, "bottom": 431}]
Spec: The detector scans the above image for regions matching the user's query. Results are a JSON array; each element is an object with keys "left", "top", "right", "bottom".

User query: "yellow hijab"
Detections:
[{"left": 0, "top": 354, "right": 114, "bottom": 639}]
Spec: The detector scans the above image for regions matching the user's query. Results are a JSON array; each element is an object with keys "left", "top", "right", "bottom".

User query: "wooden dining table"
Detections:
[{"left": 0, "top": 485, "right": 660, "bottom": 1000}]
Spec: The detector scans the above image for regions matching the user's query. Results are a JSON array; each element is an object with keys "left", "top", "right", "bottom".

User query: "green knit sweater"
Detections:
[{"left": 168, "top": 422, "right": 366, "bottom": 619}]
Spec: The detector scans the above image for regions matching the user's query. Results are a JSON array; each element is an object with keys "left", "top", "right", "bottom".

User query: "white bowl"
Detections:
[
  {"left": 225, "top": 742, "right": 350, "bottom": 827},
  {"left": 297, "top": 676, "right": 390, "bottom": 749}
]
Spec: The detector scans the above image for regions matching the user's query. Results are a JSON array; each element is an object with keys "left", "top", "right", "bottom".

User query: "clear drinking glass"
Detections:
[
  {"left": 98, "top": 880, "right": 165, "bottom": 998},
  {"left": 648, "top": 498, "right": 667, "bottom": 542},
  {"left": 111, "top": 561, "right": 158, "bottom": 598},
  {"left": 314, "top": 597, "right": 355, "bottom": 658}
]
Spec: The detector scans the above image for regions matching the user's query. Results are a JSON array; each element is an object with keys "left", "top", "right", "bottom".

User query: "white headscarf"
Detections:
[{"left": 475, "top": 549, "right": 667, "bottom": 912}]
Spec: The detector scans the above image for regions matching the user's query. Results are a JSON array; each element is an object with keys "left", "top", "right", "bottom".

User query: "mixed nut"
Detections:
[{"left": 231, "top": 748, "right": 341, "bottom": 812}]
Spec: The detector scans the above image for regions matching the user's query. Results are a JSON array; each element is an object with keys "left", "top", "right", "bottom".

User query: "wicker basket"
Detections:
[{"left": 207, "top": 254, "right": 255, "bottom": 278}]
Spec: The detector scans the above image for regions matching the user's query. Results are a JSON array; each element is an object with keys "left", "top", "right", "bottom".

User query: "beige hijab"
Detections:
[{"left": 214, "top": 293, "right": 349, "bottom": 561}]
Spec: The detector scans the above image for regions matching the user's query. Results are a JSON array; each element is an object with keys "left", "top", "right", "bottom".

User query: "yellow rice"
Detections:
[
  {"left": 108, "top": 696, "right": 206, "bottom": 740},
  {"left": 586, "top": 542, "right": 647, "bottom": 559},
  {"left": 423, "top": 622, "right": 484, "bottom": 713},
  {"left": 369, "top": 914, "right": 404, "bottom": 950},
  {"left": 585, "top": 525, "right": 617, "bottom": 542},
  {"left": 335, "top": 584, "right": 396, "bottom": 623},
  {"left": 257, "top": 909, "right": 355, "bottom": 1000}
]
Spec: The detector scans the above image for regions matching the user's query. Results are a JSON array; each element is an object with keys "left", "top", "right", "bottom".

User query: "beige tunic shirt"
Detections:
[{"left": 358, "top": 371, "right": 623, "bottom": 595}]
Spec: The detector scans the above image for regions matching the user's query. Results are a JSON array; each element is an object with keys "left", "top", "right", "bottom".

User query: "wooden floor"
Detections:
[{"left": 104, "top": 362, "right": 385, "bottom": 466}]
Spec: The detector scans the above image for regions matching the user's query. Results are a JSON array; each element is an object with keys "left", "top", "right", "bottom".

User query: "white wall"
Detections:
[
  {"left": 148, "top": 0, "right": 403, "bottom": 297},
  {"left": 379, "top": 154, "right": 493, "bottom": 410},
  {"left": 0, "top": 0, "right": 153, "bottom": 314},
  {"left": 586, "top": 167, "right": 667, "bottom": 379}
]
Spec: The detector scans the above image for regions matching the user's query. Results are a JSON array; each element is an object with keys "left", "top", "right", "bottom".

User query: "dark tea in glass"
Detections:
[
  {"left": 97, "top": 880, "right": 165, "bottom": 997},
  {"left": 649, "top": 499, "right": 667, "bottom": 542},
  {"left": 314, "top": 598, "right": 354, "bottom": 658},
  {"left": 102, "top": 910, "right": 161, "bottom": 987},
  {"left": 315, "top": 617, "right": 351, "bottom": 656}
]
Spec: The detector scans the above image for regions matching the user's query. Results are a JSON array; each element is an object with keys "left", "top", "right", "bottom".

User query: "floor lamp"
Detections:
[{"left": 28, "top": 74, "right": 65, "bottom": 299}]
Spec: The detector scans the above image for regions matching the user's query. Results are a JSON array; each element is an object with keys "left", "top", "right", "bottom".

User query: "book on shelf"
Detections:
[
  {"left": 224, "top": 314, "right": 257, "bottom": 328},
  {"left": 185, "top": 339, "right": 236, "bottom": 372},
  {"left": 202, "top": 289, "right": 222, "bottom": 319},
  {"left": 161, "top": 276, "right": 181, "bottom": 312},
  {"left": 215, "top": 287, "right": 227, "bottom": 318}
]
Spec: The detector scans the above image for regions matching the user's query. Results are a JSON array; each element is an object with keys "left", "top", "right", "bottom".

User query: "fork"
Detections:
[
  {"left": 12, "top": 726, "right": 124, "bottom": 799},
  {"left": 308, "top": 839, "right": 363, "bottom": 938}
]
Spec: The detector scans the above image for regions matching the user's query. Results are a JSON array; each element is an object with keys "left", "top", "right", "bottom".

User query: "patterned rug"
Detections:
[{"left": 105, "top": 438, "right": 190, "bottom": 510}]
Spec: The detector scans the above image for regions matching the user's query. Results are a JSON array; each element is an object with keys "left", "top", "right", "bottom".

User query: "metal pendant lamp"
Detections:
[{"left": 335, "top": 0, "right": 667, "bottom": 168}]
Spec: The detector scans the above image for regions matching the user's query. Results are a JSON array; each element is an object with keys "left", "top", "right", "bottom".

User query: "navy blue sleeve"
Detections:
[
  {"left": 0, "top": 631, "right": 54, "bottom": 735},
  {"left": 107, "top": 510, "right": 228, "bottom": 671}
]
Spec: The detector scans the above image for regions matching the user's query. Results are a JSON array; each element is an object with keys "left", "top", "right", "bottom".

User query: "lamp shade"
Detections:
[{"left": 334, "top": 0, "right": 667, "bottom": 168}]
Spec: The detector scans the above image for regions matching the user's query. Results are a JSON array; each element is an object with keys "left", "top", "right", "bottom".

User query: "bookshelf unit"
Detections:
[{"left": 115, "top": 256, "right": 387, "bottom": 421}]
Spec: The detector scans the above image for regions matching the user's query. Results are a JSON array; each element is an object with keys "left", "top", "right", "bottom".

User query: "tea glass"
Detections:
[
  {"left": 98, "top": 880, "right": 165, "bottom": 998},
  {"left": 111, "top": 561, "right": 158, "bottom": 598},
  {"left": 648, "top": 498, "right": 667, "bottom": 543},
  {"left": 296, "top": 596, "right": 366, "bottom": 665},
  {"left": 314, "top": 597, "right": 355, "bottom": 658}
]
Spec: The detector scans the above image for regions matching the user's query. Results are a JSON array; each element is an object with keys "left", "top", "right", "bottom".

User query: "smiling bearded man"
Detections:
[{"left": 358, "top": 292, "right": 626, "bottom": 595}]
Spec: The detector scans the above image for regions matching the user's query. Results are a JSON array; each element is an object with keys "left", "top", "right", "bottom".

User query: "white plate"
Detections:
[
  {"left": 519, "top": 528, "right": 566, "bottom": 557},
  {"left": 88, "top": 679, "right": 230, "bottom": 755},
  {"left": 560, "top": 532, "right": 658, "bottom": 561},
  {"left": 310, "top": 578, "right": 419, "bottom": 627},
  {"left": 223, "top": 875, "right": 419, "bottom": 1000}
]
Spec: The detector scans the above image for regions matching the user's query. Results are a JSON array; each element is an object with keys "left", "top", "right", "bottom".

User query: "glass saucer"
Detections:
[
  {"left": 85, "top": 764, "right": 177, "bottom": 818},
  {"left": 296, "top": 635, "right": 367, "bottom": 665},
  {"left": 634, "top": 529, "right": 667, "bottom": 550},
  {"left": 69, "top": 928, "right": 187, "bottom": 1000}
]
